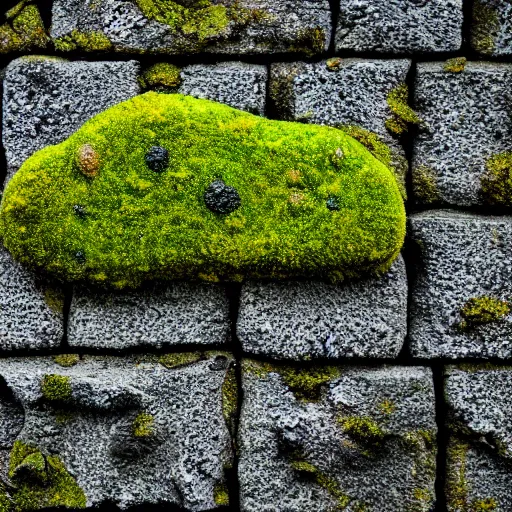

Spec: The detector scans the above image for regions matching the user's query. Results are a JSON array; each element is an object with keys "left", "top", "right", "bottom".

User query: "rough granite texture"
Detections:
[
  {"left": 50, "top": 0, "right": 332, "bottom": 55},
  {"left": 68, "top": 282, "right": 230, "bottom": 350},
  {"left": 237, "top": 256, "right": 407, "bottom": 360},
  {"left": 2, "top": 57, "right": 140, "bottom": 182},
  {"left": 336, "top": 0, "right": 463, "bottom": 54},
  {"left": 412, "top": 61, "right": 512, "bottom": 207},
  {"left": 0, "top": 246, "right": 64, "bottom": 351},
  {"left": 0, "top": 354, "right": 235, "bottom": 510},
  {"left": 409, "top": 210, "right": 512, "bottom": 359},
  {"left": 239, "top": 362, "right": 437, "bottom": 512},
  {"left": 445, "top": 366, "right": 512, "bottom": 511},
  {"left": 471, "top": 0, "right": 512, "bottom": 56},
  {"left": 179, "top": 62, "right": 267, "bottom": 116}
]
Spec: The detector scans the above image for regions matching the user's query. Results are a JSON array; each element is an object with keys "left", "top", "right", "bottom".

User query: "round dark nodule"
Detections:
[
  {"left": 326, "top": 197, "right": 341, "bottom": 211},
  {"left": 75, "top": 251, "right": 86, "bottom": 264},
  {"left": 145, "top": 146, "right": 169, "bottom": 172},
  {"left": 73, "top": 204, "right": 86, "bottom": 218},
  {"left": 204, "top": 180, "right": 241, "bottom": 214}
]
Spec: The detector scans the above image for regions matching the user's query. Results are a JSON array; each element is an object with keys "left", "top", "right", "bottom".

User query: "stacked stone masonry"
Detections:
[{"left": 0, "top": 0, "right": 511, "bottom": 510}]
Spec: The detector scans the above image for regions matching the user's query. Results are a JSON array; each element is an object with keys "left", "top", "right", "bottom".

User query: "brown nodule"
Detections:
[{"left": 76, "top": 144, "right": 100, "bottom": 178}]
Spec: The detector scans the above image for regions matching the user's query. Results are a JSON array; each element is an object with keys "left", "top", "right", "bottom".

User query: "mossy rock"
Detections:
[{"left": 0, "top": 93, "right": 405, "bottom": 289}]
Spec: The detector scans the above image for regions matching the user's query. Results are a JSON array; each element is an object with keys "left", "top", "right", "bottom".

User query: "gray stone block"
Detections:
[
  {"left": 237, "top": 256, "right": 407, "bottom": 360},
  {"left": 0, "top": 246, "right": 64, "bottom": 351},
  {"left": 179, "top": 62, "right": 267, "bottom": 116},
  {"left": 472, "top": 0, "right": 512, "bottom": 56},
  {"left": 409, "top": 210, "right": 512, "bottom": 359},
  {"left": 412, "top": 61, "right": 512, "bottom": 207},
  {"left": 239, "top": 362, "right": 437, "bottom": 512},
  {"left": 0, "top": 353, "right": 235, "bottom": 510},
  {"left": 2, "top": 57, "right": 140, "bottom": 181},
  {"left": 445, "top": 366, "right": 512, "bottom": 511},
  {"left": 335, "top": 0, "right": 463, "bottom": 54},
  {"left": 68, "top": 282, "right": 231, "bottom": 350},
  {"left": 51, "top": 0, "right": 332, "bottom": 56}
]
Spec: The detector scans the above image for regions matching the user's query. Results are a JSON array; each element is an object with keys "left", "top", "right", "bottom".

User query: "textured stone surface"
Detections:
[
  {"left": 237, "top": 256, "right": 407, "bottom": 360},
  {"left": 0, "top": 353, "right": 235, "bottom": 510},
  {"left": 412, "top": 62, "right": 512, "bottom": 207},
  {"left": 2, "top": 57, "right": 140, "bottom": 181},
  {"left": 0, "top": 246, "right": 64, "bottom": 351},
  {"left": 336, "top": 0, "right": 463, "bottom": 54},
  {"left": 239, "top": 362, "right": 437, "bottom": 512},
  {"left": 68, "top": 282, "right": 230, "bottom": 349},
  {"left": 409, "top": 211, "right": 512, "bottom": 359},
  {"left": 51, "top": 0, "right": 332, "bottom": 56},
  {"left": 445, "top": 366, "right": 512, "bottom": 511},
  {"left": 471, "top": 0, "right": 512, "bottom": 56},
  {"left": 179, "top": 62, "right": 267, "bottom": 116}
]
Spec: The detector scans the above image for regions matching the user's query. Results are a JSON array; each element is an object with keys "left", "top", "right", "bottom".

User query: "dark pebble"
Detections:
[{"left": 204, "top": 180, "right": 241, "bottom": 214}]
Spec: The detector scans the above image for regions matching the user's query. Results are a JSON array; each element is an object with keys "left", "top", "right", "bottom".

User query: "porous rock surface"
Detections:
[
  {"left": 68, "top": 282, "right": 230, "bottom": 349},
  {"left": 239, "top": 362, "right": 437, "bottom": 512},
  {"left": 0, "top": 353, "right": 234, "bottom": 510},
  {"left": 471, "top": 0, "right": 512, "bottom": 56},
  {"left": 179, "top": 62, "right": 267, "bottom": 116},
  {"left": 409, "top": 210, "right": 512, "bottom": 359},
  {"left": 412, "top": 61, "right": 512, "bottom": 207},
  {"left": 445, "top": 366, "right": 512, "bottom": 511},
  {"left": 50, "top": 0, "right": 332, "bottom": 55},
  {"left": 336, "top": 0, "right": 463, "bottom": 54},
  {"left": 237, "top": 256, "right": 407, "bottom": 360}
]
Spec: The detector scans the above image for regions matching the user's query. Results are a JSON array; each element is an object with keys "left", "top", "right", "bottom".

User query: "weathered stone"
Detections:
[
  {"left": 412, "top": 62, "right": 512, "bottom": 207},
  {"left": 179, "top": 62, "right": 267, "bottom": 115},
  {"left": 237, "top": 256, "right": 407, "bottom": 360},
  {"left": 68, "top": 282, "right": 230, "bottom": 350},
  {"left": 445, "top": 365, "right": 512, "bottom": 511},
  {"left": 335, "top": 0, "right": 463, "bottom": 54},
  {"left": 51, "top": 0, "right": 332, "bottom": 56},
  {"left": 0, "top": 354, "right": 235, "bottom": 510},
  {"left": 204, "top": 180, "right": 241, "bottom": 215},
  {"left": 0, "top": 246, "right": 64, "bottom": 351},
  {"left": 239, "top": 362, "right": 437, "bottom": 512},
  {"left": 409, "top": 211, "right": 512, "bottom": 359},
  {"left": 471, "top": 0, "right": 512, "bottom": 56},
  {"left": 2, "top": 57, "right": 140, "bottom": 182}
]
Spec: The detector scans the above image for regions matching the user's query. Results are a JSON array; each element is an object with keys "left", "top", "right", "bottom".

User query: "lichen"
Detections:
[
  {"left": 458, "top": 296, "right": 510, "bottom": 330},
  {"left": 472, "top": 1, "right": 499, "bottom": 55},
  {"left": 53, "top": 354, "right": 80, "bottom": 368},
  {"left": 444, "top": 57, "right": 467, "bottom": 73},
  {"left": 480, "top": 152, "right": 512, "bottom": 206},
  {"left": 213, "top": 481, "right": 229, "bottom": 506},
  {"left": 41, "top": 374, "right": 72, "bottom": 402},
  {"left": 140, "top": 63, "right": 182, "bottom": 91},
  {"left": 132, "top": 412, "right": 155, "bottom": 438},
  {"left": 0, "top": 93, "right": 406, "bottom": 289},
  {"left": 158, "top": 352, "right": 202, "bottom": 369},
  {"left": 338, "top": 416, "right": 386, "bottom": 447},
  {"left": 222, "top": 365, "right": 238, "bottom": 436},
  {"left": 54, "top": 30, "right": 112, "bottom": 52},
  {"left": 412, "top": 165, "right": 440, "bottom": 205},
  {"left": 385, "top": 84, "right": 421, "bottom": 136}
]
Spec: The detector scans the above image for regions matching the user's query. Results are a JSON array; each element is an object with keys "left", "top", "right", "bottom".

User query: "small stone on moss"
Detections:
[{"left": 76, "top": 144, "right": 100, "bottom": 178}]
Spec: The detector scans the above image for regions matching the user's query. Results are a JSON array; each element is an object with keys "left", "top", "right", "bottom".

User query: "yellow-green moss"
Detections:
[
  {"left": 472, "top": 1, "right": 499, "bottom": 55},
  {"left": 413, "top": 165, "right": 440, "bottom": 205},
  {"left": 41, "top": 374, "right": 72, "bottom": 402},
  {"left": 140, "top": 63, "right": 182, "bottom": 91},
  {"left": 222, "top": 366, "right": 238, "bottom": 436},
  {"left": 378, "top": 400, "right": 396, "bottom": 415},
  {"left": 8, "top": 441, "right": 86, "bottom": 510},
  {"left": 289, "top": 27, "right": 327, "bottom": 57},
  {"left": 326, "top": 58, "right": 342, "bottom": 72},
  {"left": 53, "top": 354, "right": 80, "bottom": 368},
  {"left": 279, "top": 366, "right": 340, "bottom": 402},
  {"left": 159, "top": 352, "right": 202, "bottom": 369},
  {"left": 473, "top": 498, "right": 498, "bottom": 511},
  {"left": 459, "top": 296, "right": 510, "bottom": 329},
  {"left": 54, "top": 30, "right": 112, "bottom": 52},
  {"left": 132, "top": 412, "right": 155, "bottom": 438},
  {"left": 0, "top": 93, "right": 406, "bottom": 289},
  {"left": 213, "top": 482, "right": 229, "bottom": 506},
  {"left": 385, "top": 84, "right": 421, "bottom": 136},
  {"left": 44, "top": 288, "right": 65, "bottom": 314},
  {"left": 444, "top": 57, "right": 467, "bottom": 73},
  {"left": 481, "top": 152, "right": 512, "bottom": 206},
  {"left": 338, "top": 416, "right": 386, "bottom": 446}
]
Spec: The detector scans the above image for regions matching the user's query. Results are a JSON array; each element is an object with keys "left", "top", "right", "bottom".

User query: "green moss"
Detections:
[
  {"left": 472, "top": 1, "right": 499, "bottom": 55},
  {"left": 159, "top": 352, "right": 202, "bottom": 369},
  {"left": 481, "top": 152, "right": 512, "bottom": 206},
  {"left": 53, "top": 354, "right": 80, "bottom": 368},
  {"left": 140, "top": 63, "right": 182, "bottom": 91},
  {"left": 459, "top": 296, "right": 510, "bottom": 329},
  {"left": 279, "top": 366, "right": 340, "bottom": 402},
  {"left": 289, "top": 27, "right": 327, "bottom": 57},
  {"left": 413, "top": 165, "right": 440, "bottom": 205},
  {"left": 326, "top": 58, "right": 342, "bottom": 72},
  {"left": 8, "top": 441, "right": 86, "bottom": 510},
  {"left": 444, "top": 57, "right": 467, "bottom": 73},
  {"left": 378, "top": 399, "right": 396, "bottom": 415},
  {"left": 213, "top": 482, "right": 229, "bottom": 506},
  {"left": 54, "top": 30, "right": 112, "bottom": 52},
  {"left": 338, "top": 416, "right": 386, "bottom": 446},
  {"left": 385, "top": 84, "right": 421, "bottom": 136},
  {"left": 222, "top": 365, "right": 238, "bottom": 436},
  {"left": 473, "top": 498, "right": 498, "bottom": 511},
  {"left": 132, "top": 412, "right": 155, "bottom": 438},
  {"left": 41, "top": 374, "right": 72, "bottom": 402},
  {"left": 0, "top": 2, "right": 48, "bottom": 54},
  {"left": 44, "top": 288, "right": 65, "bottom": 314},
  {"left": 0, "top": 93, "right": 406, "bottom": 289}
]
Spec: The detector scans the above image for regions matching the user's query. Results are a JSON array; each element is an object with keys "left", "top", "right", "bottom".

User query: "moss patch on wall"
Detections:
[
  {"left": 444, "top": 57, "right": 467, "bottom": 74},
  {"left": 132, "top": 412, "right": 155, "bottom": 438},
  {"left": 222, "top": 365, "right": 238, "bottom": 436},
  {"left": 41, "top": 374, "right": 72, "bottom": 402},
  {"left": 471, "top": 0, "right": 499, "bottom": 55},
  {"left": 213, "top": 481, "right": 229, "bottom": 506},
  {"left": 385, "top": 84, "right": 421, "bottom": 136},
  {"left": 279, "top": 366, "right": 340, "bottom": 402},
  {"left": 338, "top": 416, "right": 386, "bottom": 447},
  {"left": 0, "top": 93, "right": 406, "bottom": 289},
  {"left": 480, "top": 152, "right": 512, "bottom": 206},
  {"left": 158, "top": 352, "right": 202, "bottom": 369},
  {"left": 54, "top": 30, "right": 112, "bottom": 52},
  {"left": 412, "top": 165, "right": 440, "bottom": 205},
  {"left": 140, "top": 63, "right": 182, "bottom": 91},
  {"left": 458, "top": 296, "right": 510, "bottom": 330}
]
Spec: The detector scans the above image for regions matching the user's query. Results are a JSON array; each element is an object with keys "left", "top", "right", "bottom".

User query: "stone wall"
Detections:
[{"left": 0, "top": 1, "right": 511, "bottom": 511}]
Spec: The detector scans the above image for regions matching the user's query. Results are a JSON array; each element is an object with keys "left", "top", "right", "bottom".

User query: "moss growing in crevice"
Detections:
[
  {"left": 53, "top": 354, "right": 80, "bottom": 368},
  {"left": 213, "top": 481, "right": 229, "bottom": 506},
  {"left": 481, "top": 152, "right": 512, "bottom": 206},
  {"left": 140, "top": 63, "right": 182, "bottom": 92},
  {"left": 43, "top": 288, "right": 65, "bottom": 314},
  {"left": 41, "top": 374, "right": 72, "bottom": 402},
  {"left": 413, "top": 165, "right": 440, "bottom": 205},
  {"left": 338, "top": 416, "right": 386, "bottom": 447},
  {"left": 222, "top": 365, "right": 238, "bottom": 437},
  {"left": 471, "top": 1, "right": 499, "bottom": 55},
  {"left": 458, "top": 296, "right": 510, "bottom": 330},
  {"left": 158, "top": 352, "right": 202, "bottom": 369},
  {"left": 279, "top": 366, "right": 340, "bottom": 402},
  {"left": 385, "top": 84, "right": 421, "bottom": 137},
  {"left": 444, "top": 57, "right": 467, "bottom": 74},
  {"left": 132, "top": 412, "right": 155, "bottom": 438},
  {"left": 288, "top": 27, "right": 327, "bottom": 57},
  {"left": 54, "top": 30, "right": 112, "bottom": 52}
]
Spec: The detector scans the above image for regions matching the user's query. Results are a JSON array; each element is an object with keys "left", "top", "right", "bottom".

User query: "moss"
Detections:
[
  {"left": 213, "top": 482, "right": 229, "bottom": 506},
  {"left": 159, "top": 352, "right": 202, "bottom": 369},
  {"left": 222, "top": 365, "right": 238, "bottom": 436},
  {"left": 413, "top": 165, "right": 440, "bottom": 205},
  {"left": 338, "top": 416, "right": 386, "bottom": 446},
  {"left": 44, "top": 288, "right": 65, "bottom": 314},
  {"left": 472, "top": 1, "right": 499, "bottom": 55},
  {"left": 326, "top": 58, "right": 342, "bottom": 72},
  {"left": 444, "top": 57, "right": 467, "bottom": 73},
  {"left": 459, "top": 296, "right": 510, "bottom": 329},
  {"left": 378, "top": 399, "right": 396, "bottom": 415},
  {"left": 289, "top": 27, "right": 326, "bottom": 57},
  {"left": 472, "top": 498, "right": 498, "bottom": 511},
  {"left": 279, "top": 366, "right": 340, "bottom": 402},
  {"left": 53, "top": 354, "right": 80, "bottom": 368},
  {"left": 480, "top": 152, "right": 512, "bottom": 206},
  {"left": 41, "top": 374, "right": 72, "bottom": 402},
  {"left": 269, "top": 64, "right": 302, "bottom": 121},
  {"left": 385, "top": 84, "right": 421, "bottom": 136},
  {"left": 132, "top": 412, "right": 155, "bottom": 438},
  {"left": 54, "top": 30, "right": 112, "bottom": 52},
  {"left": 140, "top": 63, "right": 182, "bottom": 91},
  {"left": 0, "top": 93, "right": 406, "bottom": 289}
]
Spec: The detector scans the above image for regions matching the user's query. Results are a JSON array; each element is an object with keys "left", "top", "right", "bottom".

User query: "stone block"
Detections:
[
  {"left": 239, "top": 362, "right": 437, "bottom": 512},
  {"left": 237, "top": 256, "right": 407, "bottom": 360},
  {"left": 471, "top": 0, "right": 512, "bottom": 56}
]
